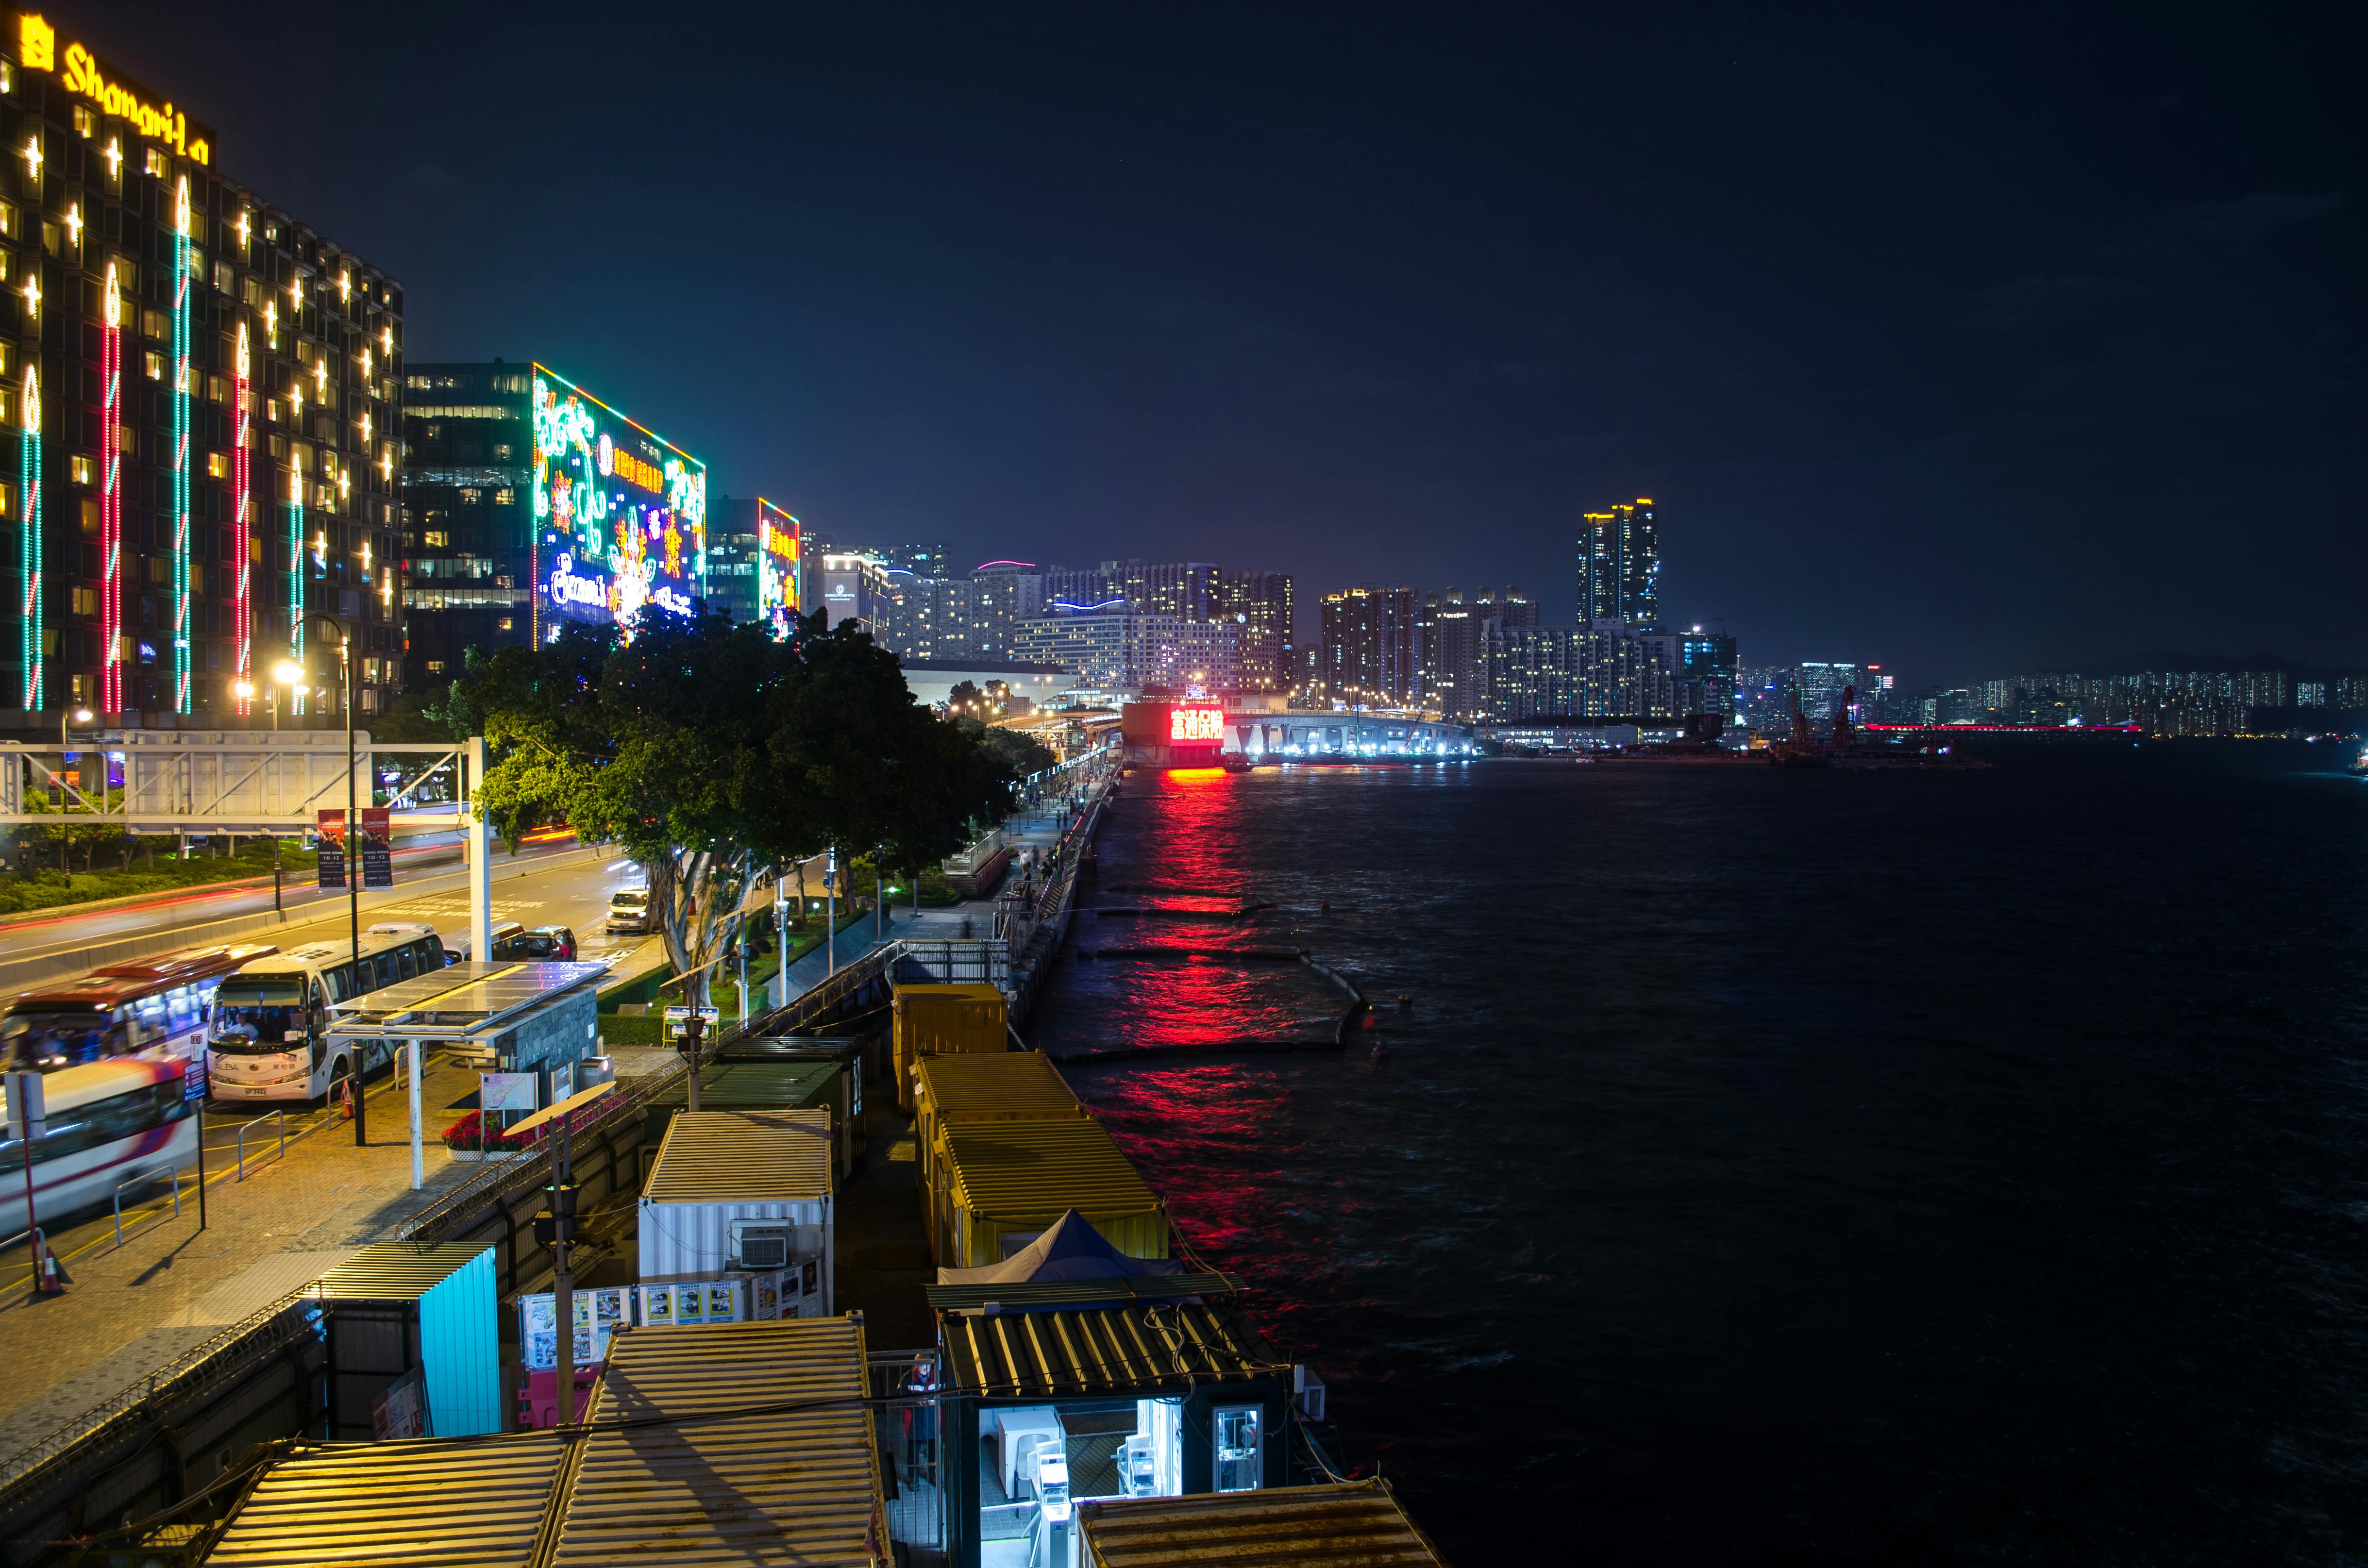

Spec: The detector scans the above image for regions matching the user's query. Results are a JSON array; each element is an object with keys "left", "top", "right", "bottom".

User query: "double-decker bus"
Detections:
[
  {"left": 0, "top": 1058, "right": 198, "bottom": 1230},
  {"left": 1, "top": 944, "right": 281, "bottom": 1078},
  {"left": 206, "top": 929, "right": 452, "bottom": 1103}
]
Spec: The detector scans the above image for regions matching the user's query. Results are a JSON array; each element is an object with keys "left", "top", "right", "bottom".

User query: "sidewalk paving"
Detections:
[{"left": 0, "top": 1052, "right": 485, "bottom": 1462}]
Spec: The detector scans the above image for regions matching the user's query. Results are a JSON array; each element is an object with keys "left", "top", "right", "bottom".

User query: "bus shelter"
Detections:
[{"left": 324, "top": 960, "right": 605, "bottom": 1189}]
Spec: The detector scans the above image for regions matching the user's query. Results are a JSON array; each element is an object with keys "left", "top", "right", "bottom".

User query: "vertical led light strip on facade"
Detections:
[
  {"left": 233, "top": 322, "right": 251, "bottom": 712},
  {"left": 288, "top": 446, "right": 304, "bottom": 716},
  {"left": 17, "top": 365, "right": 38, "bottom": 711},
  {"left": 101, "top": 263, "right": 123, "bottom": 715},
  {"left": 170, "top": 176, "right": 192, "bottom": 713}
]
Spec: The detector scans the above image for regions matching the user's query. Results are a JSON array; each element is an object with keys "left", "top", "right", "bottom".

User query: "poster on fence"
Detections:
[{"left": 519, "top": 1286, "right": 630, "bottom": 1370}]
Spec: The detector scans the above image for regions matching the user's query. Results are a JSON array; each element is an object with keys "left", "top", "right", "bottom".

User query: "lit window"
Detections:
[
  {"left": 206, "top": 451, "right": 230, "bottom": 479},
  {"left": 143, "top": 350, "right": 165, "bottom": 381},
  {"left": 69, "top": 455, "right": 93, "bottom": 486},
  {"left": 143, "top": 147, "right": 166, "bottom": 178},
  {"left": 423, "top": 530, "right": 449, "bottom": 547}
]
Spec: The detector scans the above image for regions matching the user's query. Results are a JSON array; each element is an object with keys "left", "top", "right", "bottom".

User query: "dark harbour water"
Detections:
[{"left": 1031, "top": 742, "right": 2368, "bottom": 1566}]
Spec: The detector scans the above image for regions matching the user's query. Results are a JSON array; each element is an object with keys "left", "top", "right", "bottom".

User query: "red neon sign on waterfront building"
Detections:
[{"left": 1170, "top": 706, "right": 1226, "bottom": 742}]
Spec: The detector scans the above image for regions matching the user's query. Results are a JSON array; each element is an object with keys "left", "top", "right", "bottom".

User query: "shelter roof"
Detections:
[{"left": 1076, "top": 1480, "right": 1452, "bottom": 1568}]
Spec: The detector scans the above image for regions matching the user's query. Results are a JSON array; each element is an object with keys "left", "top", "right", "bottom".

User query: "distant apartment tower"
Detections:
[
  {"left": 1013, "top": 609, "right": 1241, "bottom": 692},
  {"left": 1579, "top": 499, "right": 1662, "bottom": 630},
  {"left": 1424, "top": 587, "right": 1535, "bottom": 719},
  {"left": 1794, "top": 662, "right": 1868, "bottom": 725},
  {"left": 1483, "top": 625, "right": 1674, "bottom": 721},
  {"left": 1217, "top": 570, "right": 1294, "bottom": 692},
  {"left": 1315, "top": 585, "right": 1420, "bottom": 709},
  {"left": 1679, "top": 630, "right": 1738, "bottom": 719}
]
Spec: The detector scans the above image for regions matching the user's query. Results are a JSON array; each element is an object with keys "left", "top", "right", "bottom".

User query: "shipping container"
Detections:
[
  {"left": 638, "top": 1109, "right": 837, "bottom": 1314},
  {"left": 936, "top": 1116, "right": 1169, "bottom": 1268},
  {"left": 914, "top": 1051, "right": 1089, "bottom": 1224},
  {"left": 891, "top": 982, "right": 1008, "bottom": 1110},
  {"left": 642, "top": 1058, "right": 856, "bottom": 1180},
  {"left": 306, "top": 1242, "right": 502, "bottom": 1439}
]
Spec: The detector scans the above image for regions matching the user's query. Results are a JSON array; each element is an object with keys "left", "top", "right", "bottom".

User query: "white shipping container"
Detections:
[{"left": 637, "top": 1110, "right": 837, "bottom": 1315}]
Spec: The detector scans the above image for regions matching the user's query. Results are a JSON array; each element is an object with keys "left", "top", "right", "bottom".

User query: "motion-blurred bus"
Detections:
[
  {"left": 206, "top": 929, "right": 451, "bottom": 1103},
  {"left": 1, "top": 944, "right": 280, "bottom": 1079},
  {"left": 0, "top": 1058, "right": 198, "bottom": 1230}
]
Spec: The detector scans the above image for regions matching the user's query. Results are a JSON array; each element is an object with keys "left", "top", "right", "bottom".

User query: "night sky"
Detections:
[{"left": 90, "top": 1, "right": 2365, "bottom": 683}]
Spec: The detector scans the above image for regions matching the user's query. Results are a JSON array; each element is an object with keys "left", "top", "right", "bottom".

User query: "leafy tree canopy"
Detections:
[{"left": 450, "top": 607, "right": 1015, "bottom": 1004}]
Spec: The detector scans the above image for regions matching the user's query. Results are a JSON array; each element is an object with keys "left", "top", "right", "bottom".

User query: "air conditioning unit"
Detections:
[{"left": 729, "top": 1221, "right": 791, "bottom": 1271}]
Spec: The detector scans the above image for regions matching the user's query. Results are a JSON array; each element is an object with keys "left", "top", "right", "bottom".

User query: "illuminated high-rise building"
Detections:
[
  {"left": 1216, "top": 569, "right": 1293, "bottom": 691},
  {"left": 1579, "top": 498, "right": 1661, "bottom": 631},
  {"left": 1314, "top": 584, "right": 1420, "bottom": 710},
  {"left": 1, "top": 17, "right": 405, "bottom": 727},
  {"left": 401, "top": 362, "right": 708, "bottom": 685}
]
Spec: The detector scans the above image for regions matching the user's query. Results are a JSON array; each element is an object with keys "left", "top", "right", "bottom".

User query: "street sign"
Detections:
[
  {"left": 4, "top": 1071, "right": 45, "bottom": 1142},
  {"left": 481, "top": 1072, "right": 539, "bottom": 1114},
  {"left": 663, "top": 1006, "right": 721, "bottom": 1039},
  {"left": 316, "top": 809, "right": 346, "bottom": 890}
]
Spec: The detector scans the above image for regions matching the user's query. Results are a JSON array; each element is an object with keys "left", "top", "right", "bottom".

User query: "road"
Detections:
[{"left": 0, "top": 834, "right": 640, "bottom": 985}]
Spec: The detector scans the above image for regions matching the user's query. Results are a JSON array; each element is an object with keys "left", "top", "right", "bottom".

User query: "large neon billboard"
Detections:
[
  {"left": 530, "top": 365, "right": 707, "bottom": 643},
  {"left": 755, "top": 498, "right": 800, "bottom": 639},
  {"left": 1171, "top": 705, "right": 1225, "bottom": 742}
]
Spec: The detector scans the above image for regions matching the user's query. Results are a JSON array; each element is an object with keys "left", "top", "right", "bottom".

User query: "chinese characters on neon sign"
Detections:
[{"left": 1170, "top": 706, "right": 1226, "bottom": 742}]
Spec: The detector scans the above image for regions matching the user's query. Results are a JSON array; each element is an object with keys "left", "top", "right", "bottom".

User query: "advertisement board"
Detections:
[
  {"left": 530, "top": 365, "right": 708, "bottom": 643},
  {"left": 755, "top": 499, "right": 801, "bottom": 638},
  {"left": 315, "top": 808, "right": 345, "bottom": 890}
]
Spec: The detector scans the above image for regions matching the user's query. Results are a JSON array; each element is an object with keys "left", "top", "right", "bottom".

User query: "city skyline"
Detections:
[{"left": 62, "top": 1, "right": 2362, "bottom": 685}]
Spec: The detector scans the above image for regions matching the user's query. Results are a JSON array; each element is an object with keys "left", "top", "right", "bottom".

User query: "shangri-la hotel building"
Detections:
[{"left": 0, "top": 10, "right": 403, "bottom": 733}]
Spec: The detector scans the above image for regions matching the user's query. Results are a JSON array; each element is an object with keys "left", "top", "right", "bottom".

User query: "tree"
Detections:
[
  {"left": 453, "top": 608, "right": 1012, "bottom": 1009},
  {"left": 957, "top": 716, "right": 1057, "bottom": 779}
]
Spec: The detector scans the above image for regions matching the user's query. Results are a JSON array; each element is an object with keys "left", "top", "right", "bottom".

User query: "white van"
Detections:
[{"left": 607, "top": 887, "right": 654, "bottom": 934}]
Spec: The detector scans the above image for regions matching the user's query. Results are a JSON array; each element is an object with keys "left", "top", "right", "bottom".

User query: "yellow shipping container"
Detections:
[
  {"left": 890, "top": 983, "right": 1008, "bottom": 1111},
  {"left": 935, "top": 1117, "right": 1169, "bottom": 1268},
  {"left": 914, "top": 1051, "right": 1090, "bottom": 1223}
]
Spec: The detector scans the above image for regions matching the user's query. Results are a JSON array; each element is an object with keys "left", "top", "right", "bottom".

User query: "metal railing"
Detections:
[
  {"left": 111, "top": 1163, "right": 184, "bottom": 1247},
  {"left": 234, "top": 1109, "right": 287, "bottom": 1181},
  {"left": 870, "top": 1349, "right": 948, "bottom": 1551}
]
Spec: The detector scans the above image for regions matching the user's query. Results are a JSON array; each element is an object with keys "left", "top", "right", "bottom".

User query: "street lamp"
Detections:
[
  {"left": 284, "top": 614, "right": 368, "bottom": 1147},
  {"left": 55, "top": 706, "right": 95, "bottom": 876}
]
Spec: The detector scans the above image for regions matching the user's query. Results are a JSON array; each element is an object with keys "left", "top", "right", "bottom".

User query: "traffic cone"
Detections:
[{"left": 33, "top": 1232, "right": 68, "bottom": 1295}]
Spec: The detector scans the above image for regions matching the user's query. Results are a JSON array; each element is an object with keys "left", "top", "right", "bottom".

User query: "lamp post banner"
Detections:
[
  {"left": 360, "top": 806, "right": 393, "bottom": 889},
  {"left": 315, "top": 808, "right": 346, "bottom": 890}
]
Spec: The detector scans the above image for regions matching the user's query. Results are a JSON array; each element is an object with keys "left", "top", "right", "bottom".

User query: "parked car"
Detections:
[
  {"left": 493, "top": 924, "right": 579, "bottom": 962},
  {"left": 456, "top": 920, "right": 525, "bottom": 962},
  {"left": 606, "top": 887, "right": 655, "bottom": 934}
]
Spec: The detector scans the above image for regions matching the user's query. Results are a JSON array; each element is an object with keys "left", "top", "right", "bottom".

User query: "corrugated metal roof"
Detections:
[
  {"left": 940, "top": 1118, "right": 1161, "bottom": 1223},
  {"left": 939, "top": 1301, "right": 1281, "bottom": 1397},
  {"left": 890, "top": 982, "right": 1004, "bottom": 1001},
  {"left": 309, "top": 1242, "right": 492, "bottom": 1302},
  {"left": 924, "top": 1273, "right": 1239, "bottom": 1311},
  {"left": 1077, "top": 1481, "right": 1453, "bottom": 1568},
  {"left": 916, "top": 1051, "right": 1084, "bottom": 1117},
  {"left": 652, "top": 1060, "right": 841, "bottom": 1108},
  {"left": 643, "top": 1110, "right": 833, "bottom": 1205},
  {"left": 202, "top": 1431, "right": 572, "bottom": 1568},
  {"left": 549, "top": 1316, "right": 886, "bottom": 1567}
]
